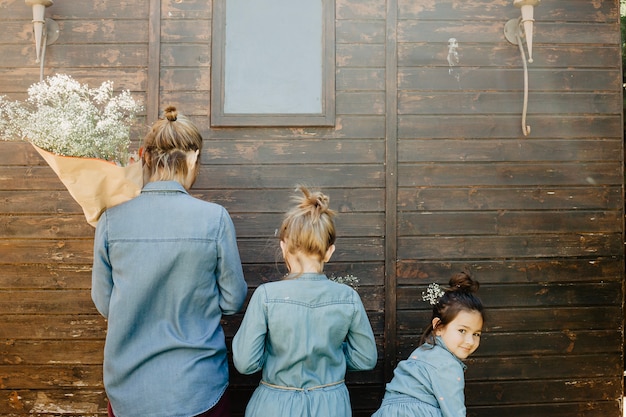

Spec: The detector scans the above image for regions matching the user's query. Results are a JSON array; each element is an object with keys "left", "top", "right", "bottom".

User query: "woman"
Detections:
[{"left": 91, "top": 106, "right": 248, "bottom": 417}]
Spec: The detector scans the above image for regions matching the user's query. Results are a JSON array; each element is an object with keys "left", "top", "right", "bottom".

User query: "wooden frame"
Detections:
[{"left": 210, "top": 0, "right": 335, "bottom": 127}]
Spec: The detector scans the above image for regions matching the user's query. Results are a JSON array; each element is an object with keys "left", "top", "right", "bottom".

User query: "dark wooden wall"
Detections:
[{"left": 0, "top": 0, "right": 623, "bottom": 416}]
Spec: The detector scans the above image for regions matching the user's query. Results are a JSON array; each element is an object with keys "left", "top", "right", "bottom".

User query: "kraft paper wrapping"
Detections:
[{"left": 33, "top": 144, "right": 143, "bottom": 227}]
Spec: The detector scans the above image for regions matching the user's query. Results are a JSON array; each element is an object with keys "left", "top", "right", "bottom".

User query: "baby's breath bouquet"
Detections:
[
  {"left": 0, "top": 73, "right": 141, "bottom": 164},
  {"left": 0, "top": 74, "right": 144, "bottom": 227}
]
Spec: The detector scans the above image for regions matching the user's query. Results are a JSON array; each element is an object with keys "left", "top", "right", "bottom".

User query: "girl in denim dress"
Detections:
[
  {"left": 372, "top": 272, "right": 484, "bottom": 417},
  {"left": 232, "top": 186, "right": 377, "bottom": 417}
]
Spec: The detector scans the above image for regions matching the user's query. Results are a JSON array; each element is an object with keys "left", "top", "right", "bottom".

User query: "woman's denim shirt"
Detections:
[
  {"left": 380, "top": 337, "right": 467, "bottom": 417},
  {"left": 92, "top": 181, "right": 247, "bottom": 417},
  {"left": 232, "top": 273, "right": 377, "bottom": 388}
]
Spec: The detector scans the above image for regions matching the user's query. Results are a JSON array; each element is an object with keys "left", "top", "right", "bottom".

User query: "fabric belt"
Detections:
[{"left": 260, "top": 379, "right": 344, "bottom": 391}]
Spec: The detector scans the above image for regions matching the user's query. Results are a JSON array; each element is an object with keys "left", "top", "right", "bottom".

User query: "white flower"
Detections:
[
  {"left": 422, "top": 283, "right": 445, "bottom": 305},
  {"left": 0, "top": 74, "right": 142, "bottom": 165},
  {"left": 330, "top": 274, "right": 359, "bottom": 289}
]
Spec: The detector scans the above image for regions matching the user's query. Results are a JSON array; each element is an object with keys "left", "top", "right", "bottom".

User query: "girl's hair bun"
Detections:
[
  {"left": 297, "top": 186, "right": 332, "bottom": 220},
  {"left": 164, "top": 105, "right": 178, "bottom": 122},
  {"left": 448, "top": 271, "right": 479, "bottom": 294}
]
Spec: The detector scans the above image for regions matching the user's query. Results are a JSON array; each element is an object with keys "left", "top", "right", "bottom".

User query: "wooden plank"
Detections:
[
  {"left": 336, "top": 20, "right": 386, "bottom": 43},
  {"left": 336, "top": 0, "right": 386, "bottom": 19},
  {"left": 0, "top": 389, "right": 106, "bottom": 415},
  {"left": 160, "top": 68, "right": 210, "bottom": 91},
  {"left": 398, "top": 162, "right": 623, "bottom": 187},
  {"left": 466, "top": 378, "right": 621, "bottom": 405},
  {"left": 397, "top": 234, "right": 621, "bottom": 259},
  {"left": 231, "top": 212, "right": 384, "bottom": 238},
  {"left": 161, "top": 0, "right": 211, "bottom": 19},
  {"left": 398, "top": 282, "right": 622, "bottom": 310},
  {"left": 398, "top": 186, "right": 623, "bottom": 211},
  {"left": 204, "top": 116, "right": 386, "bottom": 139},
  {"left": 0, "top": 45, "right": 148, "bottom": 68},
  {"left": 337, "top": 92, "right": 385, "bottom": 115},
  {"left": 198, "top": 139, "right": 385, "bottom": 164},
  {"left": 194, "top": 165, "right": 386, "bottom": 189},
  {"left": 0, "top": 365, "right": 103, "bottom": 388},
  {"left": 0, "top": 68, "right": 147, "bottom": 92},
  {"left": 398, "top": 139, "right": 622, "bottom": 162},
  {"left": 0, "top": 239, "right": 94, "bottom": 264},
  {"left": 399, "top": 115, "right": 622, "bottom": 139},
  {"left": 50, "top": 1, "right": 149, "bottom": 19},
  {"left": 398, "top": 45, "right": 620, "bottom": 68},
  {"left": 468, "top": 403, "right": 619, "bottom": 417},
  {"left": 465, "top": 354, "right": 622, "bottom": 380},
  {"left": 161, "top": 19, "right": 209, "bottom": 43},
  {"left": 0, "top": 215, "right": 94, "bottom": 239},
  {"left": 398, "top": 21, "right": 618, "bottom": 44},
  {"left": 160, "top": 43, "right": 210, "bottom": 67},
  {"left": 0, "top": 290, "right": 98, "bottom": 315},
  {"left": 336, "top": 68, "right": 386, "bottom": 90},
  {"left": 1, "top": 340, "right": 104, "bottom": 364},
  {"left": 398, "top": 210, "right": 622, "bottom": 236},
  {"left": 0, "top": 192, "right": 82, "bottom": 214},
  {"left": 52, "top": 20, "right": 149, "bottom": 43},
  {"left": 0, "top": 264, "right": 93, "bottom": 290},
  {"left": 398, "top": 0, "right": 617, "bottom": 22},
  {"left": 337, "top": 44, "right": 386, "bottom": 67},
  {"left": 396, "top": 258, "right": 624, "bottom": 284},
  {"left": 0, "top": 315, "right": 105, "bottom": 339},
  {"left": 398, "top": 92, "right": 622, "bottom": 115},
  {"left": 399, "top": 68, "right": 621, "bottom": 92}
]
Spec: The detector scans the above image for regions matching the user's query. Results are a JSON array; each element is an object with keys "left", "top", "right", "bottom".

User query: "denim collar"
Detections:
[
  {"left": 141, "top": 181, "right": 189, "bottom": 195},
  {"left": 284, "top": 272, "right": 328, "bottom": 281}
]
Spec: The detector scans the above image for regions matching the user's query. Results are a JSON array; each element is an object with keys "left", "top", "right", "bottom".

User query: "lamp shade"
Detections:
[{"left": 25, "top": 0, "right": 54, "bottom": 63}]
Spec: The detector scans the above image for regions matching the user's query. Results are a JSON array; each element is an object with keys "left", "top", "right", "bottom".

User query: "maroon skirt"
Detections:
[{"left": 107, "top": 389, "right": 231, "bottom": 417}]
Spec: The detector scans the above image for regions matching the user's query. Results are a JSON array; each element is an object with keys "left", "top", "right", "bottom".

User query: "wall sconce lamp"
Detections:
[
  {"left": 504, "top": 0, "right": 540, "bottom": 136},
  {"left": 25, "top": 0, "right": 59, "bottom": 80}
]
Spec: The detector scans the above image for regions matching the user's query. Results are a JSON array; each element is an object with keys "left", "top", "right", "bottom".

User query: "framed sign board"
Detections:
[{"left": 211, "top": 0, "right": 335, "bottom": 126}]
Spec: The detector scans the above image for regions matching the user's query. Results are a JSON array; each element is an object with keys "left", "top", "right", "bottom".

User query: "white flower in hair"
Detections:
[{"left": 422, "top": 283, "right": 445, "bottom": 305}]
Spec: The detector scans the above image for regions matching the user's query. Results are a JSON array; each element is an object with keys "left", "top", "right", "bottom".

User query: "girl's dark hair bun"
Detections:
[
  {"left": 448, "top": 271, "right": 479, "bottom": 294},
  {"left": 164, "top": 105, "right": 178, "bottom": 122}
]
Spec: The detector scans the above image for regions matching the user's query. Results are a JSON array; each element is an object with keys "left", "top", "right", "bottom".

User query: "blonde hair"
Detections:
[
  {"left": 279, "top": 186, "right": 336, "bottom": 269},
  {"left": 142, "top": 106, "right": 202, "bottom": 184}
]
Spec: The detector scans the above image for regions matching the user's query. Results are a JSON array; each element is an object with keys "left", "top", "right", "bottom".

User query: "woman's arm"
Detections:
[
  {"left": 91, "top": 212, "right": 113, "bottom": 318},
  {"left": 215, "top": 208, "right": 247, "bottom": 315}
]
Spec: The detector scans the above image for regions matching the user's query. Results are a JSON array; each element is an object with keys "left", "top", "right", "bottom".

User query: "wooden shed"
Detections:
[{"left": 0, "top": 0, "right": 623, "bottom": 416}]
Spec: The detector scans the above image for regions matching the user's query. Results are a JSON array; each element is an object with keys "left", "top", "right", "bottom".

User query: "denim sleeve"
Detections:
[
  {"left": 429, "top": 359, "right": 466, "bottom": 417},
  {"left": 215, "top": 208, "right": 247, "bottom": 315},
  {"left": 91, "top": 212, "right": 113, "bottom": 318},
  {"left": 232, "top": 286, "right": 268, "bottom": 374},
  {"left": 343, "top": 290, "right": 378, "bottom": 371}
]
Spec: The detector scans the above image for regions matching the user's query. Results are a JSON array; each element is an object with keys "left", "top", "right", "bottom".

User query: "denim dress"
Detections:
[
  {"left": 371, "top": 337, "right": 467, "bottom": 417},
  {"left": 232, "top": 273, "right": 378, "bottom": 417},
  {"left": 91, "top": 181, "right": 248, "bottom": 417}
]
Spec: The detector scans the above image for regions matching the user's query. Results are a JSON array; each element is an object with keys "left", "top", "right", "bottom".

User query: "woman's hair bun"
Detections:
[
  {"left": 164, "top": 105, "right": 178, "bottom": 122},
  {"left": 448, "top": 271, "right": 479, "bottom": 293}
]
